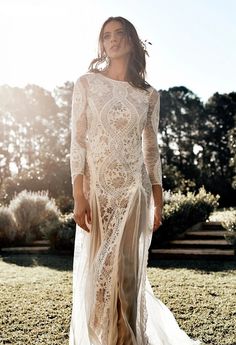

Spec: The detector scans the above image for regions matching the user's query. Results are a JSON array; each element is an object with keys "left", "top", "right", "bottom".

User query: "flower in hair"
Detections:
[{"left": 140, "top": 39, "right": 152, "bottom": 56}]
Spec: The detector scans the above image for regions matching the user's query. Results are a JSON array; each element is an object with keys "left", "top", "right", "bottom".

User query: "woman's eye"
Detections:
[
  {"left": 103, "top": 34, "right": 110, "bottom": 40},
  {"left": 103, "top": 31, "right": 124, "bottom": 41},
  {"left": 117, "top": 31, "right": 124, "bottom": 37}
]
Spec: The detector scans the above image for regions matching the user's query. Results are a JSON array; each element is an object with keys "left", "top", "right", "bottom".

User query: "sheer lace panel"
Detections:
[
  {"left": 142, "top": 88, "right": 162, "bottom": 186},
  {"left": 70, "top": 77, "right": 88, "bottom": 184}
]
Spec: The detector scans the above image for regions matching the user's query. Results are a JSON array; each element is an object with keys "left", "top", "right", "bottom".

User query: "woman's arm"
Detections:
[
  {"left": 142, "top": 88, "right": 163, "bottom": 231},
  {"left": 152, "top": 184, "right": 163, "bottom": 209},
  {"left": 70, "top": 77, "right": 87, "bottom": 186},
  {"left": 70, "top": 77, "right": 91, "bottom": 232}
]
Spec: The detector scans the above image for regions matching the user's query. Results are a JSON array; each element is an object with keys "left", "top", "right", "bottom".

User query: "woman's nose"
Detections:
[
  {"left": 110, "top": 35, "right": 117, "bottom": 43},
  {"left": 110, "top": 31, "right": 121, "bottom": 42}
]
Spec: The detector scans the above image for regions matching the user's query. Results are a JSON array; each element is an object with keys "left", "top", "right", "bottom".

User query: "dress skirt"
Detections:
[{"left": 69, "top": 184, "right": 202, "bottom": 345}]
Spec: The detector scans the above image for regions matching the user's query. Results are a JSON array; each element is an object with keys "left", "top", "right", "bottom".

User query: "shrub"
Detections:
[
  {"left": 55, "top": 195, "right": 74, "bottom": 214},
  {"left": 41, "top": 213, "right": 76, "bottom": 251},
  {"left": 151, "top": 186, "right": 220, "bottom": 247},
  {"left": 220, "top": 209, "right": 236, "bottom": 248},
  {"left": 209, "top": 208, "right": 236, "bottom": 223},
  {"left": 0, "top": 207, "right": 17, "bottom": 246},
  {"left": 56, "top": 213, "right": 76, "bottom": 250},
  {"left": 9, "top": 190, "right": 61, "bottom": 243},
  {"left": 162, "top": 166, "right": 197, "bottom": 193}
]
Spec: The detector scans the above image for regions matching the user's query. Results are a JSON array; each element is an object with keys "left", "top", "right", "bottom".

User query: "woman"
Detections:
[{"left": 69, "top": 16, "right": 202, "bottom": 345}]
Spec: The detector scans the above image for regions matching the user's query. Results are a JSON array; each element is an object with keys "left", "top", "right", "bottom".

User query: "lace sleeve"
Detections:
[
  {"left": 142, "top": 88, "right": 162, "bottom": 186},
  {"left": 70, "top": 76, "right": 87, "bottom": 185}
]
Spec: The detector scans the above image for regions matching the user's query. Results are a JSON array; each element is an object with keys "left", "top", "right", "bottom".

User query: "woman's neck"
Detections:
[{"left": 104, "top": 59, "right": 129, "bottom": 81}]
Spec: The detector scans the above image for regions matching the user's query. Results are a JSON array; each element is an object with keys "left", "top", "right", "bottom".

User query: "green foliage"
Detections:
[
  {"left": 209, "top": 207, "right": 236, "bottom": 223},
  {"left": 151, "top": 187, "right": 220, "bottom": 247},
  {"left": 1, "top": 84, "right": 236, "bottom": 207},
  {"left": 0, "top": 207, "right": 17, "bottom": 246},
  {"left": 197, "top": 92, "right": 236, "bottom": 205},
  {"left": 0, "top": 189, "right": 74, "bottom": 248},
  {"left": 55, "top": 195, "right": 74, "bottom": 214},
  {"left": 41, "top": 213, "right": 75, "bottom": 251},
  {"left": 9, "top": 190, "right": 61, "bottom": 243},
  {"left": 162, "top": 165, "right": 197, "bottom": 193},
  {"left": 0, "top": 82, "right": 73, "bottom": 205},
  {"left": 227, "top": 124, "right": 236, "bottom": 189},
  {"left": 219, "top": 209, "right": 236, "bottom": 247},
  {"left": 56, "top": 213, "right": 76, "bottom": 250},
  {"left": 0, "top": 163, "right": 72, "bottom": 206},
  {"left": 159, "top": 89, "right": 236, "bottom": 206}
]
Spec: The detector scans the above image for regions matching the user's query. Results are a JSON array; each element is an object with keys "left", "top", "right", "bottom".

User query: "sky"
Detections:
[{"left": 0, "top": 0, "right": 235, "bottom": 104}]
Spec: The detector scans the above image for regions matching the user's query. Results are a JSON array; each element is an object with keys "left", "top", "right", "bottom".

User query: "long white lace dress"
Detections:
[{"left": 69, "top": 72, "right": 202, "bottom": 345}]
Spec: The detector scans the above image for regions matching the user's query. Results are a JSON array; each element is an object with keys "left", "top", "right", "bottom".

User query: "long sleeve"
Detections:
[
  {"left": 70, "top": 76, "right": 87, "bottom": 185},
  {"left": 142, "top": 88, "right": 162, "bottom": 186}
]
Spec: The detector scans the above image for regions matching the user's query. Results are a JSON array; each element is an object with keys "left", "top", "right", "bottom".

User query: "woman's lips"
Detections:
[{"left": 110, "top": 46, "right": 119, "bottom": 50}]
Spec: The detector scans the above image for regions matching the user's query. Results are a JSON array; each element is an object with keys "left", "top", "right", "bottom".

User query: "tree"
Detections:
[
  {"left": 159, "top": 86, "right": 205, "bottom": 188},
  {"left": 198, "top": 92, "right": 236, "bottom": 205}
]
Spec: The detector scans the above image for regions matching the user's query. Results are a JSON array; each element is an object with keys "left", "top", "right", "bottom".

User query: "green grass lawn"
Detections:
[{"left": 0, "top": 254, "right": 235, "bottom": 345}]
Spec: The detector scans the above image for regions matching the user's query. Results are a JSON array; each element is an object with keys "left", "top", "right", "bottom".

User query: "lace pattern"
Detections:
[
  {"left": 70, "top": 76, "right": 88, "bottom": 184},
  {"left": 70, "top": 72, "right": 162, "bottom": 188},
  {"left": 69, "top": 73, "right": 203, "bottom": 345},
  {"left": 69, "top": 73, "right": 202, "bottom": 345},
  {"left": 142, "top": 88, "right": 162, "bottom": 186},
  {"left": 69, "top": 72, "right": 162, "bottom": 345}
]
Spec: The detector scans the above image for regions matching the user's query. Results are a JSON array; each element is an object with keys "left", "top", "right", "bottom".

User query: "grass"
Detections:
[
  {"left": 148, "top": 259, "right": 236, "bottom": 345},
  {"left": 0, "top": 254, "right": 235, "bottom": 345}
]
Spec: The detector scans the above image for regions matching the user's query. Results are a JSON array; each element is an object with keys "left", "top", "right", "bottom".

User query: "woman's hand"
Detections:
[
  {"left": 153, "top": 205, "right": 162, "bottom": 232},
  {"left": 73, "top": 194, "right": 91, "bottom": 232}
]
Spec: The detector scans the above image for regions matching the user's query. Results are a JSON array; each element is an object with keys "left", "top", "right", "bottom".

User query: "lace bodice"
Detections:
[{"left": 70, "top": 72, "right": 162, "bottom": 189}]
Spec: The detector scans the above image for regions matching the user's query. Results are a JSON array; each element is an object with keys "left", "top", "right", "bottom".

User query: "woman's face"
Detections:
[{"left": 102, "top": 20, "right": 132, "bottom": 60}]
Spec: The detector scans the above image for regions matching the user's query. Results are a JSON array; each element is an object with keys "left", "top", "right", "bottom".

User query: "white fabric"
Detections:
[{"left": 69, "top": 72, "right": 202, "bottom": 345}]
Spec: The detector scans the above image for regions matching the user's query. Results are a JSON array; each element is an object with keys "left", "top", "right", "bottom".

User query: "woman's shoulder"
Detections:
[
  {"left": 74, "top": 71, "right": 98, "bottom": 85},
  {"left": 146, "top": 81, "right": 159, "bottom": 92},
  {"left": 146, "top": 84, "right": 160, "bottom": 100}
]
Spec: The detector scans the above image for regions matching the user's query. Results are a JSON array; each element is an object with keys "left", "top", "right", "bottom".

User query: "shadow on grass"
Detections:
[
  {"left": 148, "top": 257, "right": 236, "bottom": 272},
  {"left": 1, "top": 252, "right": 235, "bottom": 273},
  {"left": 1, "top": 253, "right": 73, "bottom": 271}
]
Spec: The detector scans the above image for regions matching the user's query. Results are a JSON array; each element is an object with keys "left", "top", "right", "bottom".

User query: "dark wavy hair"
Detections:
[{"left": 88, "top": 16, "right": 151, "bottom": 91}]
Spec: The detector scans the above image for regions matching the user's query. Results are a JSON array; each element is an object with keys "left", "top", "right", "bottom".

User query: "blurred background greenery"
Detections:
[{"left": 0, "top": 83, "right": 235, "bottom": 250}]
